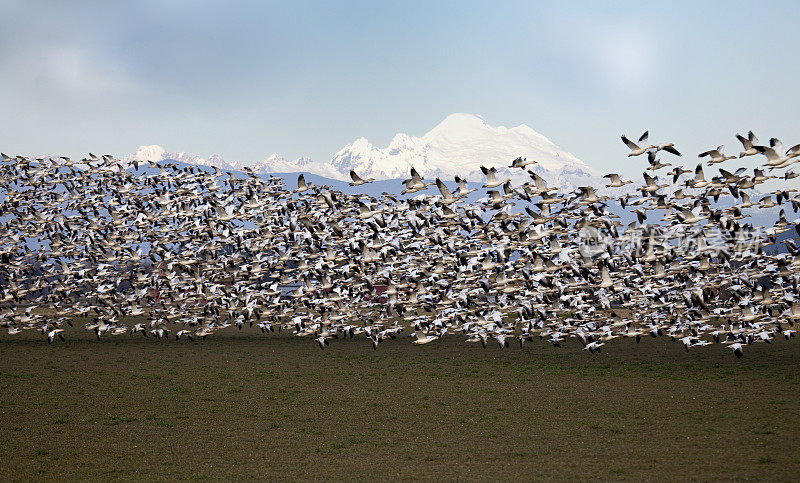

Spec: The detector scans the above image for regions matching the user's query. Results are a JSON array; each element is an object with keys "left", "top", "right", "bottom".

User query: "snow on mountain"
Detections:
[
  {"left": 174, "top": 152, "right": 231, "bottom": 170},
  {"left": 123, "top": 145, "right": 236, "bottom": 170},
  {"left": 122, "top": 146, "right": 344, "bottom": 180},
  {"left": 247, "top": 154, "right": 345, "bottom": 180},
  {"left": 126, "top": 145, "right": 166, "bottom": 163},
  {"left": 124, "top": 114, "right": 609, "bottom": 191},
  {"left": 329, "top": 113, "right": 604, "bottom": 191}
]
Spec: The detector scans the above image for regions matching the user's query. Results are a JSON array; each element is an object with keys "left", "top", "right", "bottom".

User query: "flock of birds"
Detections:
[{"left": 1, "top": 130, "right": 799, "bottom": 358}]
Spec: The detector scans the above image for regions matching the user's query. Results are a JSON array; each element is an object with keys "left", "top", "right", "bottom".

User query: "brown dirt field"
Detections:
[{"left": 1, "top": 328, "right": 798, "bottom": 480}]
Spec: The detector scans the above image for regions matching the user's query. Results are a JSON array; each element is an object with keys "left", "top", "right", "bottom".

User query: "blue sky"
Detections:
[{"left": 1, "top": 0, "right": 799, "bottom": 178}]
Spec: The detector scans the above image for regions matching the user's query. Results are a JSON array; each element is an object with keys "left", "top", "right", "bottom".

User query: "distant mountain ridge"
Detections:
[
  {"left": 123, "top": 145, "right": 235, "bottom": 171},
  {"left": 124, "top": 113, "right": 605, "bottom": 190}
]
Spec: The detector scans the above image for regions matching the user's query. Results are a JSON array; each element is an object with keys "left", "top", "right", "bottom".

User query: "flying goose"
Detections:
[
  {"left": 603, "top": 173, "right": 632, "bottom": 188},
  {"left": 736, "top": 131, "right": 759, "bottom": 157},
  {"left": 349, "top": 170, "right": 375, "bottom": 186},
  {"left": 621, "top": 131, "right": 654, "bottom": 156},
  {"left": 699, "top": 146, "right": 736, "bottom": 165},
  {"left": 480, "top": 166, "right": 510, "bottom": 188}
]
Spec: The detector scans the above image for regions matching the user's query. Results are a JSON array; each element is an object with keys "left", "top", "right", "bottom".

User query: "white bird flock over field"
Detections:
[{"left": 0, "top": 131, "right": 799, "bottom": 358}]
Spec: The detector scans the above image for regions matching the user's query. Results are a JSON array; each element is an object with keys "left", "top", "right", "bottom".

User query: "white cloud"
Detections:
[
  {"left": 591, "top": 27, "right": 657, "bottom": 91},
  {"left": 546, "top": 15, "right": 660, "bottom": 94},
  {"left": 34, "top": 44, "right": 139, "bottom": 95}
]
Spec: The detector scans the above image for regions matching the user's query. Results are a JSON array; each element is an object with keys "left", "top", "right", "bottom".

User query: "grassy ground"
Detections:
[{"left": 1, "top": 328, "right": 798, "bottom": 480}]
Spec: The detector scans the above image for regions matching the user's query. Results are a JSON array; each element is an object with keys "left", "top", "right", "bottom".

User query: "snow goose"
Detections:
[
  {"left": 621, "top": 131, "right": 654, "bottom": 156},
  {"left": 480, "top": 166, "right": 510, "bottom": 188},
  {"left": 699, "top": 146, "right": 736, "bottom": 165},
  {"left": 736, "top": 131, "right": 759, "bottom": 157},
  {"left": 349, "top": 170, "right": 375, "bottom": 186},
  {"left": 603, "top": 173, "right": 633, "bottom": 188}
]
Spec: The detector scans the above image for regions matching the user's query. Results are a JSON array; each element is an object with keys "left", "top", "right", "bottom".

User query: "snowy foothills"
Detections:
[{"left": 2, "top": 114, "right": 800, "bottom": 358}]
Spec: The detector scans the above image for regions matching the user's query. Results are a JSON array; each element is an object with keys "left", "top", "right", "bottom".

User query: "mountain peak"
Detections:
[
  {"left": 265, "top": 153, "right": 288, "bottom": 163},
  {"left": 124, "top": 145, "right": 234, "bottom": 170},
  {"left": 437, "top": 112, "right": 488, "bottom": 128},
  {"left": 133, "top": 145, "right": 166, "bottom": 161},
  {"left": 423, "top": 113, "right": 492, "bottom": 143},
  {"left": 349, "top": 137, "right": 374, "bottom": 152},
  {"left": 329, "top": 113, "right": 601, "bottom": 188}
]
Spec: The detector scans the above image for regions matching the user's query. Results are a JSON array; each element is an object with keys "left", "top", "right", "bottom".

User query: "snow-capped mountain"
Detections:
[
  {"left": 123, "top": 145, "right": 236, "bottom": 171},
  {"left": 248, "top": 154, "right": 343, "bottom": 180},
  {"left": 124, "top": 114, "right": 607, "bottom": 191},
  {"left": 330, "top": 113, "right": 600, "bottom": 189},
  {"left": 122, "top": 146, "right": 344, "bottom": 179}
]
